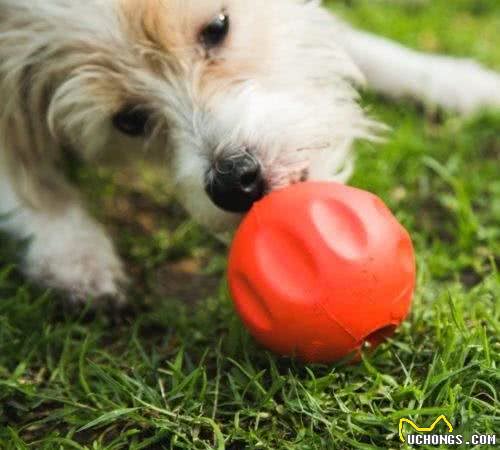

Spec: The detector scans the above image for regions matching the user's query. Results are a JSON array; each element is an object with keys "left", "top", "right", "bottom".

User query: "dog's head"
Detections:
[{"left": 2, "top": 0, "right": 373, "bottom": 233}]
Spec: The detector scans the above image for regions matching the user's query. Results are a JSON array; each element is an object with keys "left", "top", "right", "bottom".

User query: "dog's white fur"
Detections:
[{"left": 1, "top": 0, "right": 499, "bottom": 304}]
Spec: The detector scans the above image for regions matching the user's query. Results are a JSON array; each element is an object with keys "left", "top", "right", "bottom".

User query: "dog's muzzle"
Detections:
[{"left": 205, "top": 152, "right": 265, "bottom": 213}]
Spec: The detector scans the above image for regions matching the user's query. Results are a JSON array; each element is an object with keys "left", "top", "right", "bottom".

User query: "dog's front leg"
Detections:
[
  {"left": 335, "top": 23, "right": 500, "bottom": 114},
  {"left": 0, "top": 163, "right": 127, "bottom": 306}
]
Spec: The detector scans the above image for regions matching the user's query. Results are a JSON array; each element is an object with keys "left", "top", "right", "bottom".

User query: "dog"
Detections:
[{"left": 1, "top": 0, "right": 499, "bottom": 305}]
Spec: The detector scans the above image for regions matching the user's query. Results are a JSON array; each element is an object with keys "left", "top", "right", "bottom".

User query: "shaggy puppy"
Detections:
[{"left": 1, "top": 0, "right": 499, "bottom": 305}]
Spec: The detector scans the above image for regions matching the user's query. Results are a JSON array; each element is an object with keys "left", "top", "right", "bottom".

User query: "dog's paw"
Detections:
[
  {"left": 24, "top": 214, "right": 128, "bottom": 308},
  {"left": 426, "top": 58, "right": 500, "bottom": 115}
]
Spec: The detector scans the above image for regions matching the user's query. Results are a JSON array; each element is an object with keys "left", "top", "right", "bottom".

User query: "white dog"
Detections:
[{"left": 1, "top": 0, "right": 499, "bottom": 305}]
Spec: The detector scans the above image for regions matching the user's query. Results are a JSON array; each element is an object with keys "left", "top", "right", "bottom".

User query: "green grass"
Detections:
[{"left": 1, "top": 0, "right": 500, "bottom": 448}]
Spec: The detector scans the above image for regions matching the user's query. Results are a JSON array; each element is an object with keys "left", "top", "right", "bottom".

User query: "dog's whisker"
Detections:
[{"left": 295, "top": 142, "right": 331, "bottom": 152}]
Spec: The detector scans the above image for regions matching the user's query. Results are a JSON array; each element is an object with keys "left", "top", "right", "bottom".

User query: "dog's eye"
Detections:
[
  {"left": 112, "top": 106, "right": 150, "bottom": 137},
  {"left": 200, "top": 13, "right": 230, "bottom": 50}
]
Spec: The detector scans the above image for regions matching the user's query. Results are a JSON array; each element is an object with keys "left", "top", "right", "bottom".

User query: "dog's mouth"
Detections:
[
  {"left": 211, "top": 164, "right": 311, "bottom": 242},
  {"left": 259, "top": 155, "right": 311, "bottom": 192},
  {"left": 259, "top": 141, "right": 335, "bottom": 192},
  {"left": 204, "top": 142, "right": 316, "bottom": 213}
]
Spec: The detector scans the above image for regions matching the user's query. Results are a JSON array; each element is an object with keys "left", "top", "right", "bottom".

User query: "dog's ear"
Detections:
[
  {"left": 0, "top": 3, "right": 107, "bottom": 207},
  {"left": 0, "top": 63, "right": 73, "bottom": 209}
]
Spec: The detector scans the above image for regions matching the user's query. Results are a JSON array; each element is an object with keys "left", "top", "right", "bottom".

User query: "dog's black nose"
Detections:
[{"left": 205, "top": 153, "right": 265, "bottom": 213}]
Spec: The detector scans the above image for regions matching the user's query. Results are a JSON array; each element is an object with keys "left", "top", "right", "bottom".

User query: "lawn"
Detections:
[{"left": 1, "top": 0, "right": 499, "bottom": 448}]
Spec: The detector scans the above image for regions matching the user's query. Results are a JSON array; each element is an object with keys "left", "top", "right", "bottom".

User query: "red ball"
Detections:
[{"left": 228, "top": 182, "right": 415, "bottom": 363}]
